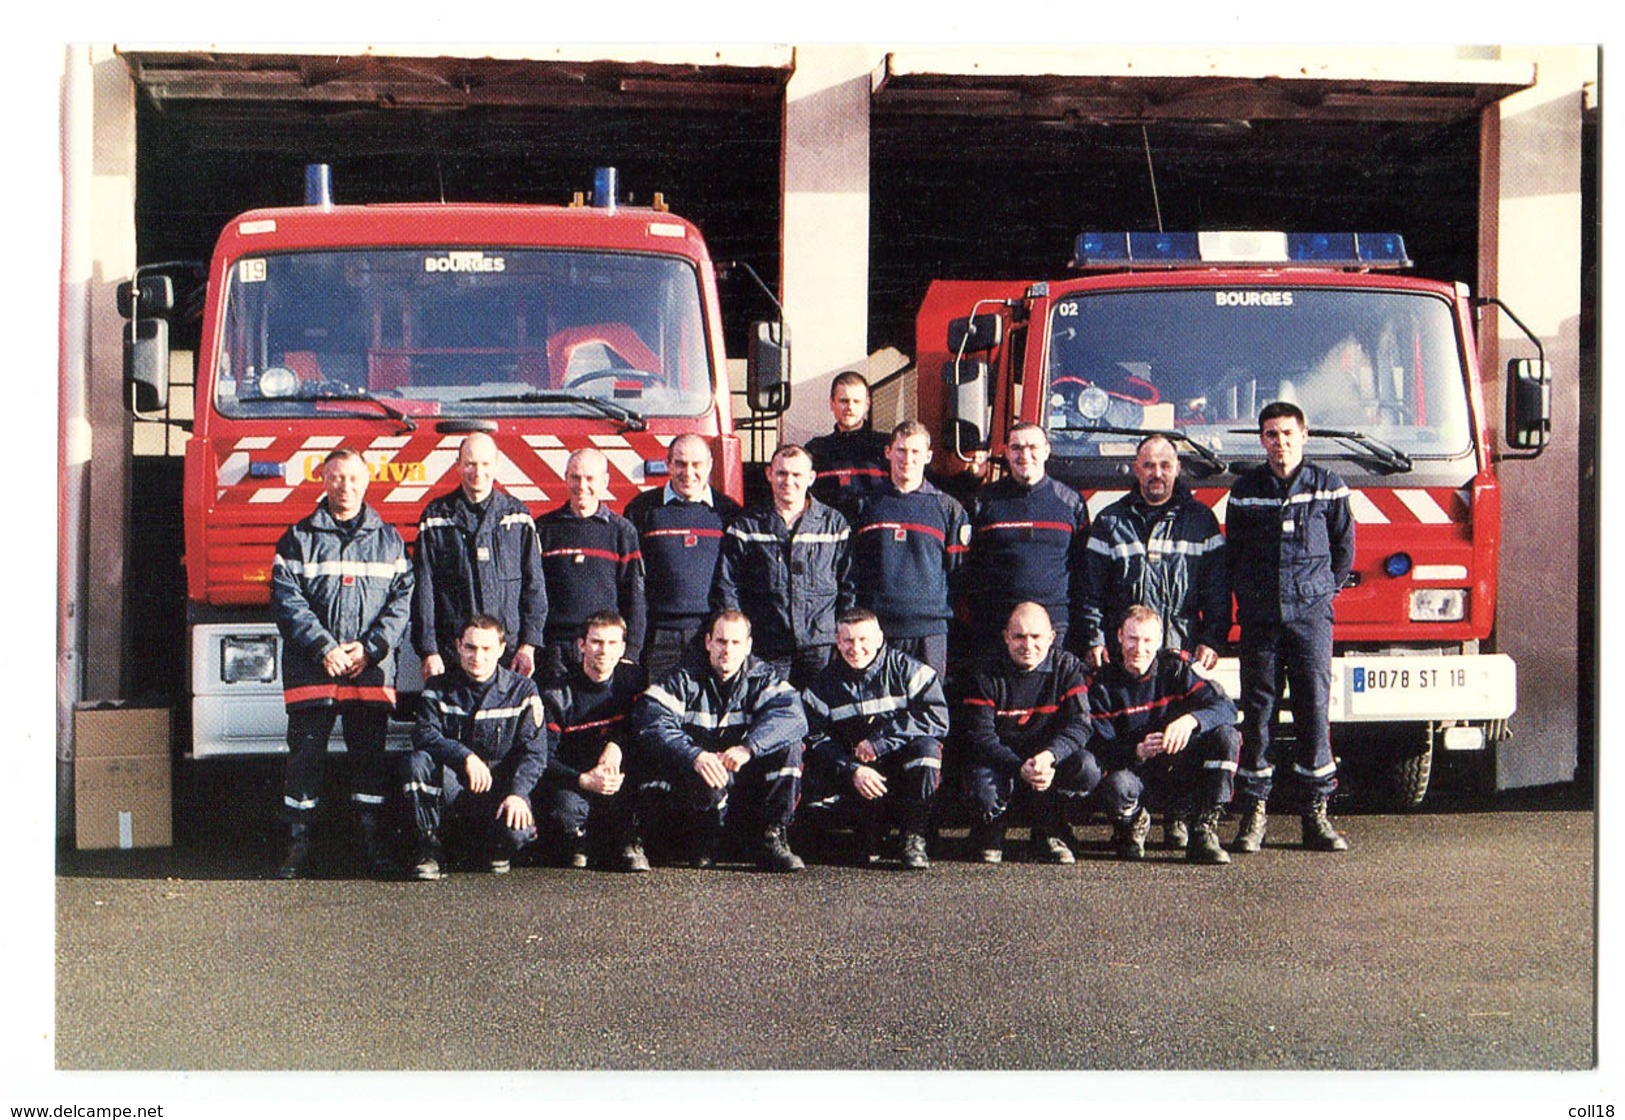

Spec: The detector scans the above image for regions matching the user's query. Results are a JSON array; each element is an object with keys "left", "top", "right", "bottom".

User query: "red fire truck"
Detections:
[
  {"left": 118, "top": 167, "right": 788, "bottom": 758},
  {"left": 916, "top": 230, "right": 1551, "bottom": 806}
]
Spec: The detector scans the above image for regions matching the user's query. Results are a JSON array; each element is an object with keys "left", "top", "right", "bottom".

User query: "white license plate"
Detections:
[{"left": 1334, "top": 654, "right": 1516, "bottom": 721}]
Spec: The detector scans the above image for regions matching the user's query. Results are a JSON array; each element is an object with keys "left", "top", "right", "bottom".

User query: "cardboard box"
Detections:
[
  {"left": 73, "top": 703, "right": 170, "bottom": 760},
  {"left": 73, "top": 704, "right": 172, "bottom": 850}
]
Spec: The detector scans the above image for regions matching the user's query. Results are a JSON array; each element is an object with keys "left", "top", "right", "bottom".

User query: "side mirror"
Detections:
[
  {"left": 942, "top": 357, "right": 990, "bottom": 460},
  {"left": 124, "top": 318, "right": 171, "bottom": 414},
  {"left": 746, "top": 320, "right": 790, "bottom": 415},
  {"left": 116, "top": 275, "right": 174, "bottom": 319},
  {"left": 947, "top": 313, "right": 1003, "bottom": 355},
  {"left": 1505, "top": 357, "right": 1550, "bottom": 451}
]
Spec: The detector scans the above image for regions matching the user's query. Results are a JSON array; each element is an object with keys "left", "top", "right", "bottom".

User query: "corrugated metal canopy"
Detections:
[
  {"left": 874, "top": 47, "right": 1536, "bottom": 124},
  {"left": 118, "top": 45, "right": 796, "bottom": 111}
]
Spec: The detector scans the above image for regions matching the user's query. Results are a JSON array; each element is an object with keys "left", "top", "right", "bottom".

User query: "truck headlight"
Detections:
[
  {"left": 1409, "top": 589, "right": 1466, "bottom": 623},
  {"left": 221, "top": 636, "right": 279, "bottom": 683}
]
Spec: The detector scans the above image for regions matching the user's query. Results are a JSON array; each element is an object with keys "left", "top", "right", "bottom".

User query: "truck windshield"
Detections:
[
  {"left": 213, "top": 248, "right": 713, "bottom": 420},
  {"left": 1044, "top": 287, "right": 1472, "bottom": 464}
]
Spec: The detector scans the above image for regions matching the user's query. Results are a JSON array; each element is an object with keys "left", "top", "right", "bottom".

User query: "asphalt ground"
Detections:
[{"left": 51, "top": 771, "right": 1595, "bottom": 1074}]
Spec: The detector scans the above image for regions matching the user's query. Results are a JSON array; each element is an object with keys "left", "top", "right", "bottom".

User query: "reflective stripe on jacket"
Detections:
[
  {"left": 1078, "top": 485, "right": 1228, "bottom": 653},
  {"left": 1225, "top": 462, "right": 1355, "bottom": 626},
  {"left": 271, "top": 500, "right": 412, "bottom": 710}
]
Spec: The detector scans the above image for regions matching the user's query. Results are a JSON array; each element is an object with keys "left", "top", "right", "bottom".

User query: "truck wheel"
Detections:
[{"left": 1386, "top": 742, "right": 1433, "bottom": 811}]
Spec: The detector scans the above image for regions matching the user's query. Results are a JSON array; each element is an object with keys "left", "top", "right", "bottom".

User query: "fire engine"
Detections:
[
  {"left": 916, "top": 230, "right": 1551, "bottom": 807},
  {"left": 118, "top": 166, "right": 789, "bottom": 757}
]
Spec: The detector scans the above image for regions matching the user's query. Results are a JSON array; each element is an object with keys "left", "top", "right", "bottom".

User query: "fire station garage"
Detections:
[{"left": 58, "top": 45, "right": 1595, "bottom": 823}]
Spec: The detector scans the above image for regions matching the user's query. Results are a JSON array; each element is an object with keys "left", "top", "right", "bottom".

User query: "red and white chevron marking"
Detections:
[
  {"left": 1083, "top": 486, "right": 1467, "bottom": 526},
  {"left": 213, "top": 431, "right": 679, "bottom": 507}
]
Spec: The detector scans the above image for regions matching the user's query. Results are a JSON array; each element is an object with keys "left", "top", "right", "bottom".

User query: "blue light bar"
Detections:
[
  {"left": 1074, "top": 232, "right": 1130, "bottom": 262},
  {"left": 1071, "top": 230, "right": 1411, "bottom": 270},
  {"left": 1129, "top": 231, "right": 1200, "bottom": 262},
  {"left": 1354, "top": 232, "right": 1410, "bottom": 264},
  {"left": 1287, "top": 233, "right": 1358, "bottom": 261}
]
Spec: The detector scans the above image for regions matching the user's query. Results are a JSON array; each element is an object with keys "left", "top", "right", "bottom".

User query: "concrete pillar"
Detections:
[
  {"left": 59, "top": 45, "right": 136, "bottom": 830},
  {"left": 83, "top": 49, "right": 137, "bottom": 702},
  {"left": 1479, "top": 47, "right": 1596, "bottom": 788},
  {"left": 780, "top": 46, "right": 878, "bottom": 445}
]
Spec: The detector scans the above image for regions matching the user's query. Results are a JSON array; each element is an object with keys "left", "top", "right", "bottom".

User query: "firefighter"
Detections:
[
  {"left": 1088, "top": 605, "right": 1240, "bottom": 864},
  {"left": 961, "top": 422, "right": 1090, "bottom": 653},
  {"left": 535, "top": 447, "right": 646, "bottom": 677},
  {"left": 404, "top": 615, "right": 547, "bottom": 880},
  {"left": 633, "top": 609, "right": 809, "bottom": 872},
  {"left": 1079, "top": 433, "right": 1229, "bottom": 671},
  {"left": 848, "top": 420, "right": 971, "bottom": 682},
  {"left": 1078, "top": 431, "right": 1230, "bottom": 850},
  {"left": 270, "top": 447, "right": 413, "bottom": 879},
  {"left": 712, "top": 444, "right": 854, "bottom": 689},
  {"left": 623, "top": 434, "right": 740, "bottom": 683},
  {"left": 800, "top": 609, "right": 949, "bottom": 870},
  {"left": 533, "top": 611, "right": 649, "bottom": 872},
  {"left": 961, "top": 602, "right": 1101, "bottom": 865},
  {"left": 412, "top": 432, "right": 546, "bottom": 681},
  {"left": 805, "top": 369, "right": 892, "bottom": 516},
  {"left": 1226, "top": 401, "right": 1355, "bottom": 853}
]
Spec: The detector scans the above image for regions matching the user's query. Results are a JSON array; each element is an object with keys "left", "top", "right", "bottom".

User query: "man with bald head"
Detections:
[
  {"left": 1079, "top": 433, "right": 1228, "bottom": 673},
  {"left": 960, "top": 601, "right": 1100, "bottom": 865},
  {"left": 413, "top": 432, "right": 547, "bottom": 681},
  {"left": 624, "top": 434, "right": 742, "bottom": 682},
  {"left": 535, "top": 446, "right": 646, "bottom": 678}
]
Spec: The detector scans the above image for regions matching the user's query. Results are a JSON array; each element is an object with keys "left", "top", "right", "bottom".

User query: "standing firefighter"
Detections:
[
  {"left": 962, "top": 422, "right": 1091, "bottom": 652},
  {"left": 1226, "top": 401, "right": 1355, "bottom": 853},
  {"left": 270, "top": 448, "right": 413, "bottom": 879},
  {"left": 1078, "top": 433, "right": 1228, "bottom": 671},
  {"left": 536, "top": 447, "right": 647, "bottom": 675},
  {"left": 805, "top": 369, "right": 893, "bottom": 516},
  {"left": 713, "top": 444, "right": 854, "bottom": 689},
  {"left": 412, "top": 432, "right": 547, "bottom": 681},
  {"left": 623, "top": 434, "right": 741, "bottom": 683},
  {"left": 848, "top": 420, "right": 970, "bottom": 681}
]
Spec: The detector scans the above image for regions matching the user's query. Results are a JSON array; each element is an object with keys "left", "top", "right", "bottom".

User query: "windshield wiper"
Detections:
[
  {"left": 460, "top": 390, "right": 648, "bottom": 432},
  {"left": 1311, "top": 428, "right": 1413, "bottom": 473},
  {"left": 301, "top": 386, "right": 417, "bottom": 434},
  {"left": 1059, "top": 424, "right": 1228, "bottom": 476}
]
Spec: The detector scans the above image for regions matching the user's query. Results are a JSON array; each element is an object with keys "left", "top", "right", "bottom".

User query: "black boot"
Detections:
[
  {"left": 900, "top": 830, "right": 931, "bottom": 871},
  {"left": 1302, "top": 798, "right": 1350, "bottom": 852},
  {"left": 758, "top": 825, "right": 805, "bottom": 873},
  {"left": 1112, "top": 806, "right": 1150, "bottom": 861},
  {"left": 692, "top": 813, "right": 724, "bottom": 869},
  {"left": 411, "top": 831, "right": 443, "bottom": 881},
  {"left": 355, "top": 809, "right": 395, "bottom": 877},
  {"left": 970, "top": 820, "right": 1006, "bottom": 864},
  {"left": 565, "top": 829, "right": 590, "bottom": 870},
  {"left": 855, "top": 813, "right": 885, "bottom": 866},
  {"left": 1163, "top": 813, "right": 1189, "bottom": 851},
  {"left": 1231, "top": 797, "right": 1268, "bottom": 854},
  {"left": 618, "top": 840, "right": 652, "bottom": 873},
  {"left": 1186, "top": 808, "right": 1231, "bottom": 865},
  {"left": 276, "top": 823, "right": 313, "bottom": 880}
]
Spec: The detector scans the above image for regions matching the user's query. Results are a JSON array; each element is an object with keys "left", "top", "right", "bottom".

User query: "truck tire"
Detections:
[{"left": 1387, "top": 742, "right": 1433, "bottom": 811}]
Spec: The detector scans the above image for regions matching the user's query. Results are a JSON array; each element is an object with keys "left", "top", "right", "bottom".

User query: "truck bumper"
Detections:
[{"left": 190, "top": 622, "right": 417, "bottom": 757}]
